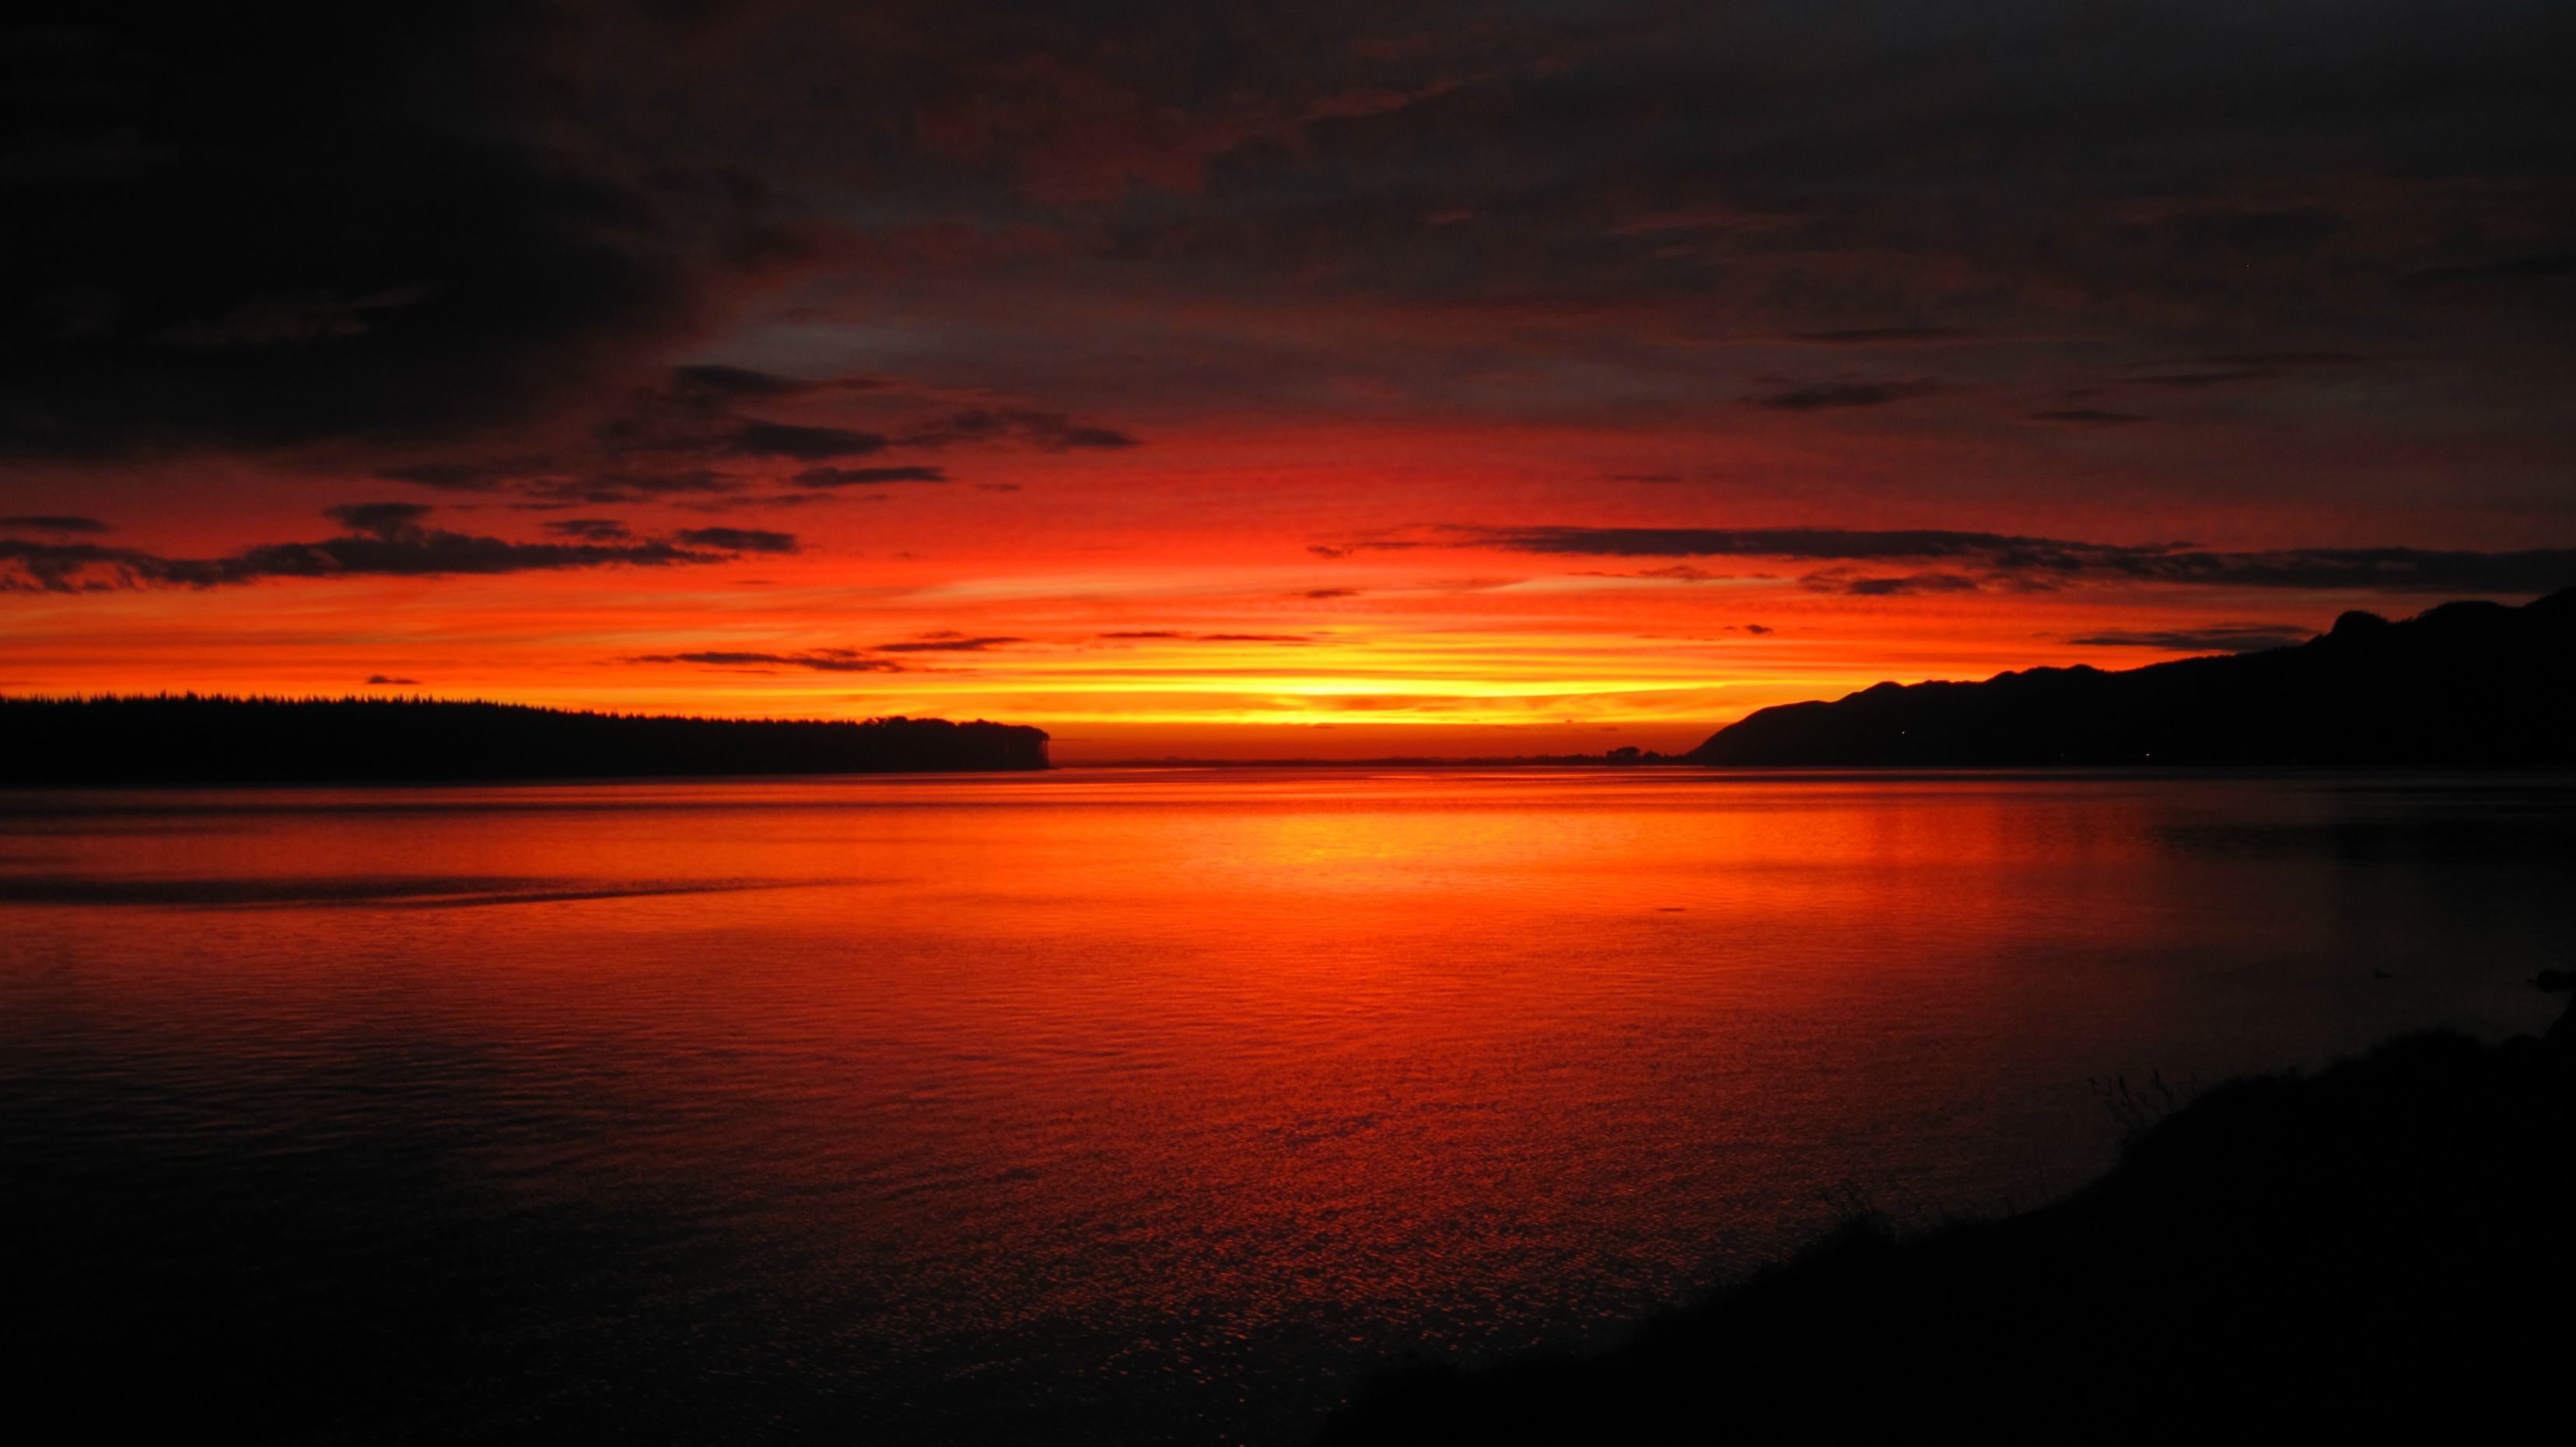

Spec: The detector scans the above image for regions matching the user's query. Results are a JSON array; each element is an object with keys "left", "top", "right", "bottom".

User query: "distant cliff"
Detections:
[
  {"left": 0, "top": 696, "right": 1048, "bottom": 783},
  {"left": 1689, "top": 587, "right": 2576, "bottom": 766}
]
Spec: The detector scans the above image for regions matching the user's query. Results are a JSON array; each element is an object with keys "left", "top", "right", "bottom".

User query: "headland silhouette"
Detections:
[
  {"left": 0, "top": 695, "right": 1048, "bottom": 784},
  {"left": 1692, "top": 587, "right": 2576, "bottom": 766}
]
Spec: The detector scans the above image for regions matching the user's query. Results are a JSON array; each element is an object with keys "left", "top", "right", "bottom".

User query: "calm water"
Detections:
[{"left": 5, "top": 769, "right": 2570, "bottom": 1442}]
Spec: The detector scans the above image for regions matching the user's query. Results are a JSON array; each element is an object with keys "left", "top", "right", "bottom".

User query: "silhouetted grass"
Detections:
[{"left": 1321, "top": 997, "right": 2576, "bottom": 1440}]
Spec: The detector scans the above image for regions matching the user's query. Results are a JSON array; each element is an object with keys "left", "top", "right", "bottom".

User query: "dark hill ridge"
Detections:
[
  {"left": 1689, "top": 587, "right": 2576, "bottom": 766},
  {"left": 1322, "top": 993, "right": 2576, "bottom": 1441},
  {"left": 0, "top": 695, "right": 1048, "bottom": 784}
]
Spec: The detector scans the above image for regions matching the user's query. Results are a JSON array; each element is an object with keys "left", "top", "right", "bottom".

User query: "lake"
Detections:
[{"left": 4, "top": 769, "right": 2569, "bottom": 1442}]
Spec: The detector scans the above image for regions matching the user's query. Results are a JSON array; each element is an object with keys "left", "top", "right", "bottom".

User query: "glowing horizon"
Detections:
[
  {"left": 5, "top": 5, "right": 2571, "bottom": 758},
  {"left": 4, "top": 507, "right": 2536, "bottom": 759}
]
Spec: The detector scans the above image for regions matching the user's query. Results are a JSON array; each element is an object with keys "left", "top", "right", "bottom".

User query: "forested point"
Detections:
[{"left": 0, "top": 695, "right": 1049, "bottom": 783}]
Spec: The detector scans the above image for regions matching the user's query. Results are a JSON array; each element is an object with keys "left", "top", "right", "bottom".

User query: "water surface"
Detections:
[{"left": 4, "top": 769, "right": 2567, "bottom": 1442}]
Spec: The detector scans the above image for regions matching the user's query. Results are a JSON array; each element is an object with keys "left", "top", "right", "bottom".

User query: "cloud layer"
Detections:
[
  {"left": 1429, "top": 527, "right": 2576, "bottom": 595},
  {"left": 3, "top": 3, "right": 2573, "bottom": 754},
  {"left": 1, "top": 505, "right": 784, "bottom": 593}
]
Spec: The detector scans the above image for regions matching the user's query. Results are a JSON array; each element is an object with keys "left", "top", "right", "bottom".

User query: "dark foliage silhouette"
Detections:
[
  {"left": 0, "top": 695, "right": 1046, "bottom": 783},
  {"left": 1691, "top": 587, "right": 2576, "bottom": 765},
  {"left": 1328, "top": 983, "right": 2576, "bottom": 1431},
  {"left": 1321, "top": 995, "right": 2576, "bottom": 1441}
]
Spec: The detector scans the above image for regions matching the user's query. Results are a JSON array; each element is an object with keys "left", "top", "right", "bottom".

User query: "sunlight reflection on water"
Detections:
[{"left": 4, "top": 769, "right": 2569, "bottom": 1442}]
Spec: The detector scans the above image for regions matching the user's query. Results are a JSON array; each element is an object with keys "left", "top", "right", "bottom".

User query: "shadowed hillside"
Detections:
[
  {"left": 0, "top": 695, "right": 1048, "bottom": 783},
  {"left": 1691, "top": 587, "right": 2576, "bottom": 766},
  {"left": 1321, "top": 993, "right": 2576, "bottom": 1441}
]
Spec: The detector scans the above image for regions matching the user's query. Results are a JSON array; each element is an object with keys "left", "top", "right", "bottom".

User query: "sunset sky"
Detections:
[{"left": 5, "top": 2, "right": 2574, "bottom": 758}]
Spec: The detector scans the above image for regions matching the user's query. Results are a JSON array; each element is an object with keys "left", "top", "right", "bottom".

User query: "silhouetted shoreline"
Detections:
[
  {"left": 1692, "top": 587, "right": 2576, "bottom": 766},
  {"left": 1072, "top": 750, "right": 1687, "bottom": 768},
  {"left": 1321, "top": 989, "right": 2576, "bottom": 1440},
  {"left": 0, "top": 695, "right": 1048, "bottom": 784}
]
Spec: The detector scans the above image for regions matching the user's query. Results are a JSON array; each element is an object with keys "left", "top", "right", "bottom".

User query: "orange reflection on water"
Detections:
[{"left": 2, "top": 769, "right": 2567, "bottom": 1441}]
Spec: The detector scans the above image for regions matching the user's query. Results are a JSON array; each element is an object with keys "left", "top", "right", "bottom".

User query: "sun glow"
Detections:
[{"left": 0, "top": 525, "right": 2403, "bottom": 759}]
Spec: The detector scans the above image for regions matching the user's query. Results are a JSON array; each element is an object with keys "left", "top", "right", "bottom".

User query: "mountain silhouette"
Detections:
[
  {"left": 1689, "top": 588, "right": 2576, "bottom": 766},
  {"left": 0, "top": 696, "right": 1048, "bottom": 784}
]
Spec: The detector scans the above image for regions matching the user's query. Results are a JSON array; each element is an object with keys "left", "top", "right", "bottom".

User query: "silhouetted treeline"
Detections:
[
  {"left": 0, "top": 695, "right": 1048, "bottom": 783},
  {"left": 1322, "top": 991, "right": 2576, "bottom": 1441},
  {"left": 1692, "top": 586, "right": 2576, "bottom": 765}
]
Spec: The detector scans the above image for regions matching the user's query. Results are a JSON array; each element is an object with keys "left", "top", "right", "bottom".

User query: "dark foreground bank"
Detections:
[
  {"left": 1322, "top": 993, "right": 2576, "bottom": 1441},
  {"left": 0, "top": 695, "right": 1048, "bottom": 783}
]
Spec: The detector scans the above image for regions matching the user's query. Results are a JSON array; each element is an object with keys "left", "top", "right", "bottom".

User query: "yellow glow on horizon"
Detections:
[{"left": 0, "top": 526, "right": 2397, "bottom": 759}]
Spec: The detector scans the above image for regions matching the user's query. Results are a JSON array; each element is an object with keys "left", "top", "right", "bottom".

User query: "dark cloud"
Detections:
[
  {"left": 1396, "top": 526, "right": 2576, "bottom": 595},
  {"left": 369, "top": 364, "right": 1132, "bottom": 505},
  {"left": 2130, "top": 370, "right": 2270, "bottom": 389},
  {"left": 1307, "top": 532, "right": 1434, "bottom": 559},
  {"left": 0, "top": 5, "right": 769, "bottom": 457},
  {"left": 1809, "top": 569, "right": 1983, "bottom": 597},
  {"left": 792, "top": 466, "right": 950, "bottom": 486},
  {"left": 1470, "top": 527, "right": 2104, "bottom": 562},
  {"left": 2, "top": 514, "right": 111, "bottom": 534},
  {"left": 1790, "top": 328, "right": 1966, "bottom": 345},
  {"left": 672, "top": 527, "right": 798, "bottom": 553},
  {"left": 376, "top": 459, "right": 558, "bottom": 492},
  {"left": 544, "top": 518, "right": 632, "bottom": 541},
  {"left": 2189, "top": 352, "right": 2376, "bottom": 370},
  {"left": 2, "top": 505, "right": 766, "bottom": 592},
  {"left": 324, "top": 502, "right": 437, "bottom": 538},
  {"left": 669, "top": 365, "right": 832, "bottom": 403},
  {"left": 2158, "top": 205, "right": 2348, "bottom": 254},
  {"left": 625, "top": 650, "right": 908, "bottom": 673},
  {"left": 1752, "top": 379, "right": 1943, "bottom": 412},
  {"left": 1297, "top": 587, "right": 1360, "bottom": 599},
  {"left": 1575, "top": 565, "right": 1732, "bottom": 583},
  {"left": 2404, "top": 253, "right": 2576, "bottom": 286},
  {"left": 722, "top": 421, "right": 890, "bottom": 461},
  {"left": 875, "top": 632, "right": 1025, "bottom": 653},
  {"left": 202, "top": 530, "right": 727, "bottom": 584},
  {"left": 2067, "top": 625, "right": 2314, "bottom": 653},
  {"left": 373, "top": 358, "right": 911, "bottom": 491},
  {"left": 538, "top": 470, "right": 740, "bottom": 503},
  {"left": 955, "top": 0, "right": 2571, "bottom": 443},
  {"left": 0, "top": 538, "right": 178, "bottom": 593},
  {"left": 5, "top": 0, "right": 2574, "bottom": 607},
  {"left": 365, "top": 674, "right": 421, "bottom": 685},
  {"left": 2077, "top": 548, "right": 2576, "bottom": 594},
  {"left": 676, "top": 491, "right": 852, "bottom": 513},
  {"left": 146, "top": 286, "right": 431, "bottom": 350},
  {"left": 2030, "top": 409, "right": 2145, "bottom": 426},
  {"left": 898, "top": 409, "right": 1139, "bottom": 451},
  {"left": 619, "top": 632, "right": 1039, "bottom": 670},
  {"left": 1098, "top": 629, "right": 1310, "bottom": 643},
  {"left": 597, "top": 373, "right": 1125, "bottom": 465}
]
